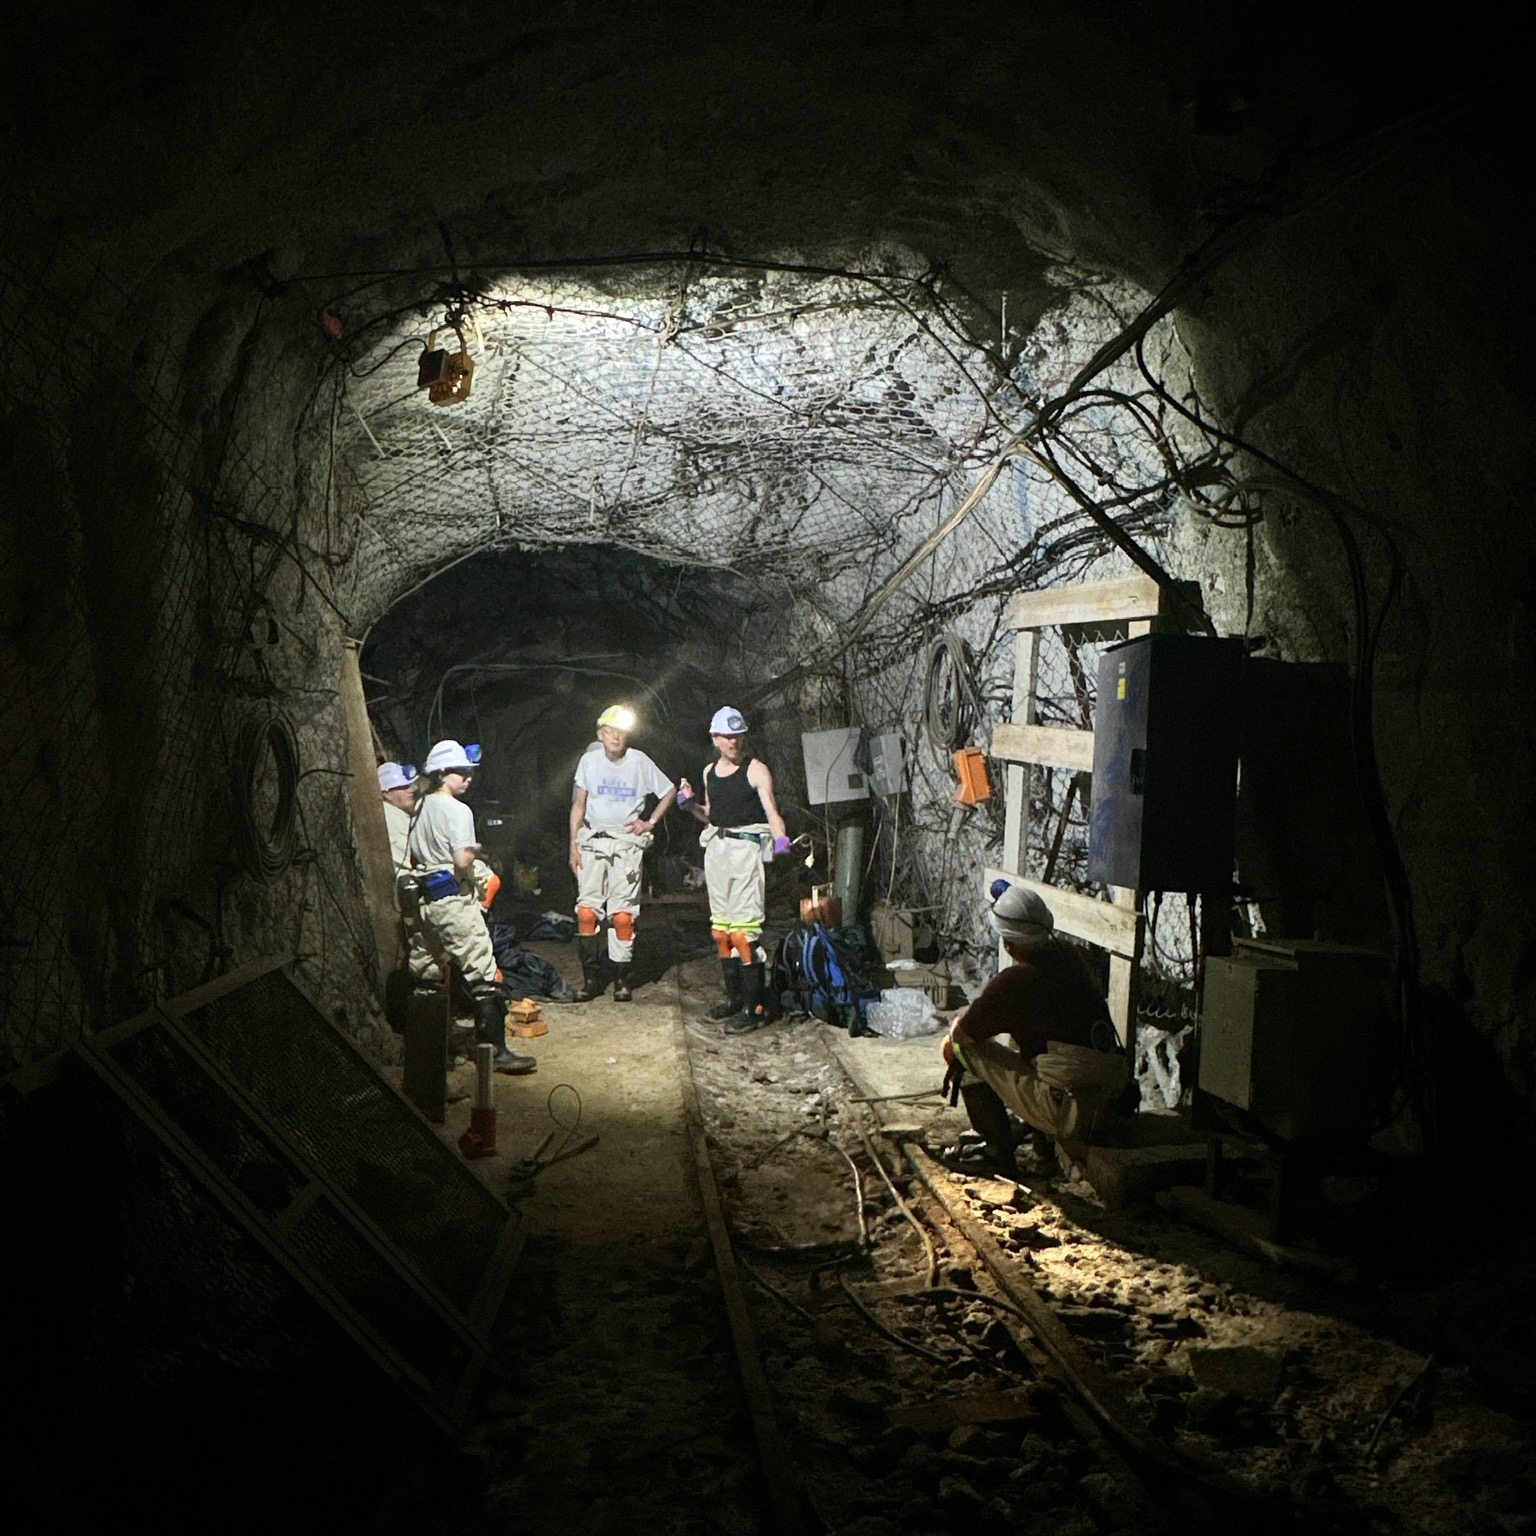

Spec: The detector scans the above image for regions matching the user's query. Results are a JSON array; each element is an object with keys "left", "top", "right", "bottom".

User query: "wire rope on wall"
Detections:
[
  {"left": 922, "top": 631, "right": 984, "bottom": 763},
  {"left": 233, "top": 713, "right": 300, "bottom": 882}
]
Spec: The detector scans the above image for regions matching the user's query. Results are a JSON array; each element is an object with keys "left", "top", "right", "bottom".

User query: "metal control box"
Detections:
[
  {"left": 1198, "top": 938, "right": 1386, "bottom": 1145},
  {"left": 866, "top": 731, "right": 906, "bottom": 797},
  {"left": 801, "top": 727, "right": 869, "bottom": 805},
  {"left": 1087, "top": 633, "right": 1244, "bottom": 891}
]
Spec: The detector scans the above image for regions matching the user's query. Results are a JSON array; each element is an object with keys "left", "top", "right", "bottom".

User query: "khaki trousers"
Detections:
[
  {"left": 409, "top": 888, "right": 497, "bottom": 989},
  {"left": 701, "top": 823, "right": 769, "bottom": 935},
  {"left": 957, "top": 1035, "right": 1129, "bottom": 1151},
  {"left": 575, "top": 827, "right": 651, "bottom": 962}
]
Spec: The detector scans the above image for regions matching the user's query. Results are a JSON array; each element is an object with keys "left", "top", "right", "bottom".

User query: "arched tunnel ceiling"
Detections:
[
  {"left": 13, "top": 1, "right": 1483, "bottom": 307},
  {"left": 3, "top": 0, "right": 1527, "bottom": 1089},
  {"left": 335, "top": 261, "right": 1146, "bottom": 631}
]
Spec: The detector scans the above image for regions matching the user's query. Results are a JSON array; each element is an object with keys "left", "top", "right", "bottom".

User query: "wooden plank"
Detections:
[
  {"left": 991, "top": 721, "right": 1095, "bottom": 773},
  {"left": 1106, "top": 885, "right": 1143, "bottom": 1049},
  {"left": 672, "top": 966, "right": 809, "bottom": 1536},
  {"left": 155, "top": 953, "right": 294, "bottom": 1020},
  {"left": 983, "top": 867, "right": 1141, "bottom": 957},
  {"left": 74, "top": 1036, "right": 455, "bottom": 1435},
  {"left": 1006, "top": 575, "right": 1163, "bottom": 631},
  {"left": 888, "top": 1388, "right": 1047, "bottom": 1433},
  {"left": 341, "top": 640, "right": 403, "bottom": 988},
  {"left": 1006, "top": 576, "right": 1204, "bottom": 632},
  {"left": 904, "top": 1145, "right": 1153, "bottom": 1451},
  {"left": 1107, "top": 955, "right": 1136, "bottom": 1049},
  {"left": 999, "top": 628, "right": 1039, "bottom": 882}
]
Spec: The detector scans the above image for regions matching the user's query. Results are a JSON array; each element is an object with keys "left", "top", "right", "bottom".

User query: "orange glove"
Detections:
[{"left": 478, "top": 871, "right": 501, "bottom": 911}]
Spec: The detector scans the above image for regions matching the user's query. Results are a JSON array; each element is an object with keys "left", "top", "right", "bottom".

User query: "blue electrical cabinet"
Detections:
[{"left": 1087, "top": 634, "right": 1244, "bottom": 892}]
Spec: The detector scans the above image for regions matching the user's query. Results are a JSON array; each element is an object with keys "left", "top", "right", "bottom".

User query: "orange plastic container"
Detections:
[{"left": 952, "top": 746, "right": 992, "bottom": 805}]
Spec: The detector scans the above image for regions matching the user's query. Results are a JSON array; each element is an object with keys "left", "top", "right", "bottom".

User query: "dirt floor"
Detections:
[{"left": 424, "top": 899, "right": 1536, "bottom": 1536}]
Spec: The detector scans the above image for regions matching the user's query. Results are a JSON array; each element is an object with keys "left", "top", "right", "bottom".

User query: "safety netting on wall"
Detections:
[
  {"left": 2, "top": 205, "right": 1248, "bottom": 1071},
  {"left": 0, "top": 190, "right": 387, "bottom": 1071},
  {"left": 325, "top": 257, "right": 1229, "bottom": 1016}
]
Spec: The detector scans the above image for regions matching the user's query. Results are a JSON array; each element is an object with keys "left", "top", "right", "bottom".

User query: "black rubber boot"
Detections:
[
  {"left": 724, "top": 963, "right": 767, "bottom": 1035},
  {"left": 474, "top": 992, "right": 536, "bottom": 1075},
  {"left": 960, "top": 1080, "right": 1017, "bottom": 1160},
  {"left": 709, "top": 958, "right": 744, "bottom": 1020},
  {"left": 574, "top": 935, "right": 605, "bottom": 1001},
  {"left": 611, "top": 962, "right": 633, "bottom": 1002}
]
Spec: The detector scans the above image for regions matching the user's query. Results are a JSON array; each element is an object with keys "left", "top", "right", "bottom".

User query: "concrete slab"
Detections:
[
  {"left": 821, "top": 1026, "right": 970, "bottom": 1147},
  {"left": 1083, "top": 1109, "right": 1207, "bottom": 1208}
]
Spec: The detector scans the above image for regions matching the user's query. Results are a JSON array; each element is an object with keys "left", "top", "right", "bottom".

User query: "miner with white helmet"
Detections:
[
  {"left": 407, "top": 739, "right": 535, "bottom": 1075},
  {"left": 938, "top": 880, "right": 1129, "bottom": 1173},
  {"left": 377, "top": 760, "right": 418, "bottom": 874},
  {"left": 677, "top": 706, "right": 791, "bottom": 1034},
  {"left": 569, "top": 705, "right": 677, "bottom": 1002}
]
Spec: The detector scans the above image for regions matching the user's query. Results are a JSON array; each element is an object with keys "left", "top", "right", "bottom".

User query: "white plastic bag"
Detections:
[{"left": 865, "top": 987, "right": 942, "bottom": 1039}]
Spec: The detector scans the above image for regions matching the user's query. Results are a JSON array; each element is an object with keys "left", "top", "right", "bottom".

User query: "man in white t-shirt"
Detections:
[{"left": 569, "top": 704, "right": 677, "bottom": 1001}]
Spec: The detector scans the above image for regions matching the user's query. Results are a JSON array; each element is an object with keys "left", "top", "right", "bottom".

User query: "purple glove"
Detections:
[
  {"left": 772, "top": 835, "right": 793, "bottom": 856},
  {"left": 676, "top": 780, "right": 694, "bottom": 807}
]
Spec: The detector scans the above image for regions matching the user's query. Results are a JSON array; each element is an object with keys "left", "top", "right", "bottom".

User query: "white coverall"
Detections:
[
  {"left": 572, "top": 745, "right": 673, "bottom": 962},
  {"left": 406, "top": 793, "right": 497, "bottom": 987},
  {"left": 700, "top": 822, "right": 771, "bottom": 942}
]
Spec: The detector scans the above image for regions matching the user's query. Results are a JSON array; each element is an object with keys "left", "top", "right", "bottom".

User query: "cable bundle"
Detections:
[
  {"left": 233, "top": 714, "right": 300, "bottom": 882},
  {"left": 922, "top": 631, "right": 984, "bottom": 762}
]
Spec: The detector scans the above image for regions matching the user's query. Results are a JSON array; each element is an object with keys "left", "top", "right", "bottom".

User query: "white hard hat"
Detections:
[
  {"left": 424, "top": 739, "right": 475, "bottom": 774},
  {"left": 709, "top": 706, "right": 748, "bottom": 736},
  {"left": 377, "top": 761, "right": 415, "bottom": 792},
  {"left": 989, "top": 882, "right": 1055, "bottom": 942},
  {"left": 597, "top": 704, "right": 636, "bottom": 731}
]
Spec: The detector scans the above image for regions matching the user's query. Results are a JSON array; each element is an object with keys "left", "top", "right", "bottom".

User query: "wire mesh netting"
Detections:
[
  {"left": 0, "top": 189, "right": 395, "bottom": 1070},
  {"left": 175, "top": 965, "right": 513, "bottom": 1316},
  {"left": 101, "top": 1016, "right": 477, "bottom": 1395},
  {"left": 3, "top": 185, "right": 1250, "bottom": 1068}
]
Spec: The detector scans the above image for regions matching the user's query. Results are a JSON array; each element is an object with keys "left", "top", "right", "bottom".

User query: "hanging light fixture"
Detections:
[{"left": 416, "top": 314, "right": 475, "bottom": 405}]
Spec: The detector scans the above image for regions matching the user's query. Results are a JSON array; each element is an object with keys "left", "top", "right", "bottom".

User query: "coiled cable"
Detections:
[
  {"left": 233, "top": 713, "right": 299, "bottom": 881},
  {"left": 922, "top": 631, "right": 984, "bottom": 762}
]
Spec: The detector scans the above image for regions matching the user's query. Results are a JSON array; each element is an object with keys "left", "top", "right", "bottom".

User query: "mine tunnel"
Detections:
[{"left": 2, "top": 5, "right": 1533, "bottom": 1534}]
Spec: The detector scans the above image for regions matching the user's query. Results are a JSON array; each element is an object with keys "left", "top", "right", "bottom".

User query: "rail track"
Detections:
[{"left": 665, "top": 925, "right": 1327, "bottom": 1536}]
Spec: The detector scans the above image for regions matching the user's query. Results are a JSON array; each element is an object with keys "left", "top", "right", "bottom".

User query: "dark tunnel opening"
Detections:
[{"left": 359, "top": 545, "right": 810, "bottom": 919}]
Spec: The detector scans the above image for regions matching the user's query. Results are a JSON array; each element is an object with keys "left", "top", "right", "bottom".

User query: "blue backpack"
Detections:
[{"left": 775, "top": 922, "right": 878, "bottom": 1032}]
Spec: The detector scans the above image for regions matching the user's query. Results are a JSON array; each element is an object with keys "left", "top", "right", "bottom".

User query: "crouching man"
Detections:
[{"left": 941, "top": 882, "right": 1130, "bottom": 1174}]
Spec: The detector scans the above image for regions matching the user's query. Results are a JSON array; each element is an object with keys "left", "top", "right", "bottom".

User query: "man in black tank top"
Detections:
[{"left": 677, "top": 706, "right": 791, "bottom": 1033}]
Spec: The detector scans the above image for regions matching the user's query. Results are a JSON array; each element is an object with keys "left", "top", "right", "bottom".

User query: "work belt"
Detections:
[{"left": 718, "top": 828, "right": 767, "bottom": 844}]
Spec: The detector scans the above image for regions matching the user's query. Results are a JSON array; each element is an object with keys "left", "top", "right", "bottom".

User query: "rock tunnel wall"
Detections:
[
  {"left": 2, "top": 82, "right": 1531, "bottom": 1134},
  {"left": 0, "top": 204, "right": 392, "bottom": 1065}
]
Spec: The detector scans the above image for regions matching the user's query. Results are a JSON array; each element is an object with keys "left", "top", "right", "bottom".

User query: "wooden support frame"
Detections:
[
  {"left": 986, "top": 573, "right": 1203, "bottom": 1049},
  {"left": 1004, "top": 573, "right": 1202, "bottom": 633}
]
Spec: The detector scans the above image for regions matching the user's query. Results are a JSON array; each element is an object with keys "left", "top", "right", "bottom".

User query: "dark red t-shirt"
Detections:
[{"left": 958, "top": 940, "right": 1110, "bottom": 1059}]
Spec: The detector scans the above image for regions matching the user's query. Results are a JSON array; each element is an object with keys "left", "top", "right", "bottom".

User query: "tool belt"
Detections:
[{"left": 719, "top": 828, "right": 766, "bottom": 844}]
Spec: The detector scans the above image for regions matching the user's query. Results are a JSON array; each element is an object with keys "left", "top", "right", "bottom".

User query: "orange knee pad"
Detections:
[
  {"left": 729, "top": 931, "right": 756, "bottom": 964},
  {"left": 712, "top": 928, "right": 733, "bottom": 958},
  {"left": 612, "top": 911, "right": 635, "bottom": 942},
  {"left": 576, "top": 906, "right": 600, "bottom": 937}
]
